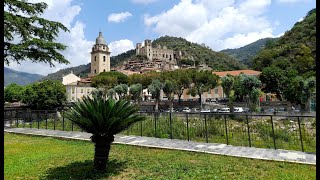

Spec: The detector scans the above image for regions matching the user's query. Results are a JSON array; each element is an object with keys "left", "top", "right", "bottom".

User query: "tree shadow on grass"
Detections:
[{"left": 41, "top": 159, "right": 127, "bottom": 179}]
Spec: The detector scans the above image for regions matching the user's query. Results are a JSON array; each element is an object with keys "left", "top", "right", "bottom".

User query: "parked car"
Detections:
[
  {"left": 182, "top": 107, "right": 191, "bottom": 112},
  {"left": 211, "top": 108, "right": 220, "bottom": 112},
  {"left": 234, "top": 107, "right": 244, "bottom": 113},
  {"left": 218, "top": 108, "right": 230, "bottom": 113},
  {"left": 243, "top": 108, "right": 250, "bottom": 113},
  {"left": 276, "top": 107, "right": 286, "bottom": 112},
  {"left": 265, "top": 108, "right": 275, "bottom": 113},
  {"left": 192, "top": 108, "right": 200, "bottom": 112},
  {"left": 201, "top": 108, "right": 211, "bottom": 113}
]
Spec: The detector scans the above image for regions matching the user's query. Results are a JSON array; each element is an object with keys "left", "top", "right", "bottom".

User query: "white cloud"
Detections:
[
  {"left": 144, "top": 0, "right": 277, "bottom": 50},
  {"left": 108, "top": 12, "right": 132, "bottom": 23},
  {"left": 109, "top": 39, "right": 134, "bottom": 56},
  {"left": 131, "top": 0, "right": 157, "bottom": 5}
]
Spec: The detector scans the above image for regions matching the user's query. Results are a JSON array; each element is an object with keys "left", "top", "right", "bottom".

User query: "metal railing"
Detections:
[{"left": 4, "top": 109, "right": 316, "bottom": 153}]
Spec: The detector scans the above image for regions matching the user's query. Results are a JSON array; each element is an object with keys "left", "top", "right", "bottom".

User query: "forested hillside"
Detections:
[
  {"left": 220, "top": 37, "right": 278, "bottom": 67},
  {"left": 253, "top": 8, "right": 316, "bottom": 108},
  {"left": 252, "top": 8, "right": 316, "bottom": 77},
  {"left": 152, "top": 36, "right": 247, "bottom": 70}
]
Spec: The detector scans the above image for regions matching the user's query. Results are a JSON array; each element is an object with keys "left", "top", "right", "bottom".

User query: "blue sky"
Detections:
[{"left": 6, "top": 0, "right": 316, "bottom": 75}]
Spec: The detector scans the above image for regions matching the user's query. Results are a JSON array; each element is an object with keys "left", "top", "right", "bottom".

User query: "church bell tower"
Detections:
[{"left": 90, "top": 32, "right": 111, "bottom": 76}]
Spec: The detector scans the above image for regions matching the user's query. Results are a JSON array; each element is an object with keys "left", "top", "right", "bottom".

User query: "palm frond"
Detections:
[{"left": 64, "top": 95, "right": 145, "bottom": 136}]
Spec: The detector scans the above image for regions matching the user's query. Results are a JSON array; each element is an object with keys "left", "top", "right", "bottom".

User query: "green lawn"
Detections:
[{"left": 4, "top": 133, "right": 315, "bottom": 179}]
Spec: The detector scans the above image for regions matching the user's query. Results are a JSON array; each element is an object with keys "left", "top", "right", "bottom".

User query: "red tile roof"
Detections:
[{"left": 212, "top": 70, "right": 261, "bottom": 77}]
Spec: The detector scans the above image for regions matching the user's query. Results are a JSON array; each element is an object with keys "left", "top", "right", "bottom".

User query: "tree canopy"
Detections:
[{"left": 4, "top": 0, "right": 69, "bottom": 66}]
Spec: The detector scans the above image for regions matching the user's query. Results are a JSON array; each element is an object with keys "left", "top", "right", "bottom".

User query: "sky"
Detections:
[{"left": 5, "top": 0, "right": 316, "bottom": 76}]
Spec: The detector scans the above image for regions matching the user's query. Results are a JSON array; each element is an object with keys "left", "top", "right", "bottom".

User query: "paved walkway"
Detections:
[{"left": 4, "top": 127, "right": 316, "bottom": 165}]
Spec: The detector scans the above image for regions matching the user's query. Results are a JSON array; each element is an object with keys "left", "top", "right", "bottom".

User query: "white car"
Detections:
[
  {"left": 182, "top": 107, "right": 191, "bottom": 112},
  {"left": 234, "top": 107, "right": 244, "bottom": 113},
  {"left": 201, "top": 108, "right": 211, "bottom": 113}
]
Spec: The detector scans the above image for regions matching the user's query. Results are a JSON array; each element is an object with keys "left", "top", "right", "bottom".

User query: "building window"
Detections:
[
  {"left": 87, "top": 89, "right": 90, "bottom": 94},
  {"left": 103, "top": 46, "right": 105, "bottom": 49},
  {"left": 94, "top": 69, "right": 96, "bottom": 74},
  {"left": 149, "top": 53, "right": 150, "bottom": 56},
  {"left": 103, "top": 69, "right": 106, "bottom": 72},
  {"left": 72, "top": 97, "right": 75, "bottom": 100},
  {"left": 166, "top": 54, "right": 168, "bottom": 58},
  {"left": 214, "top": 88, "right": 218, "bottom": 95},
  {"left": 95, "top": 56, "right": 96, "bottom": 61},
  {"left": 103, "top": 56, "right": 106, "bottom": 62},
  {"left": 72, "top": 87, "right": 75, "bottom": 94},
  {"left": 81, "top": 89, "right": 83, "bottom": 93},
  {"left": 163, "top": 54, "right": 164, "bottom": 58}
]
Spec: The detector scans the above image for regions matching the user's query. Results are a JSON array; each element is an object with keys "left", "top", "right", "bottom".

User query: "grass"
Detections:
[{"left": 5, "top": 133, "right": 316, "bottom": 179}]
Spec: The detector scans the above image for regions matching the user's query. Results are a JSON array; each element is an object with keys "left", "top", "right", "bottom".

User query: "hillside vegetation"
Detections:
[
  {"left": 220, "top": 37, "right": 278, "bottom": 67},
  {"left": 152, "top": 36, "right": 247, "bottom": 70},
  {"left": 252, "top": 8, "right": 316, "bottom": 77}
]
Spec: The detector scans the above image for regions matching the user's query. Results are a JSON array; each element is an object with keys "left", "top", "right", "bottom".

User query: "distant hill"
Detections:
[
  {"left": 42, "top": 36, "right": 247, "bottom": 81},
  {"left": 152, "top": 36, "right": 247, "bottom": 70},
  {"left": 4, "top": 67, "right": 44, "bottom": 86},
  {"left": 252, "top": 8, "right": 316, "bottom": 77},
  {"left": 220, "top": 37, "right": 278, "bottom": 67}
]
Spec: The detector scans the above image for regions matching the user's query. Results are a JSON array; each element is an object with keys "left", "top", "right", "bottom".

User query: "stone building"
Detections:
[{"left": 136, "top": 39, "right": 176, "bottom": 64}]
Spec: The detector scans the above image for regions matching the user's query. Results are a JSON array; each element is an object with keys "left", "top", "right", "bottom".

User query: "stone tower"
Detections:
[
  {"left": 90, "top": 32, "right": 110, "bottom": 76},
  {"left": 144, "top": 39, "right": 152, "bottom": 60}
]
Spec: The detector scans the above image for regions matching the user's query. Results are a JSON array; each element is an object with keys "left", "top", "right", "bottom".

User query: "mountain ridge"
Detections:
[{"left": 4, "top": 67, "right": 44, "bottom": 86}]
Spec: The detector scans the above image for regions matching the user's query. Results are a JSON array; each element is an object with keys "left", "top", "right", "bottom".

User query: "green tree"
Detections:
[
  {"left": 221, "top": 75, "right": 235, "bottom": 112},
  {"left": 147, "top": 79, "right": 163, "bottom": 111},
  {"left": 4, "top": 0, "right": 69, "bottom": 66},
  {"left": 91, "top": 71, "right": 128, "bottom": 89},
  {"left": 162, "top": 80, "right": 177, "bottom": 112},
  {"left": 106, "top": 88, "right": 116, "bottom": 99},
  {"left": 64, "top": 96, "right": 145, "bottom": 171},
  {"left": 114, "top": 84, "right": 129, "bottom": 99},
  {"left": 129, "top": 83, "right": 143, "bottom": 104},
  {"left": 238, "top": 74, "right": 262, "bottom": 111},
  {"left": 259, "top": 66, "right": 285, "bottom": 101},
  {"left": 4, "top": 83, "right": 24, "bottom": 102},
  {"left": 171, "top": 69, "right": 191, "bottom": 105},
  {"left": 188, "top": 70, "right": 219, "bottom": 109},
  {"left": 22, "top": 80, "right": 67, "bottom": 109}
]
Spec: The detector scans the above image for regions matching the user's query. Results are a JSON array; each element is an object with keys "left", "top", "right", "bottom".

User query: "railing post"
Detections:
[
  {"left": 224, "top": 114, "right": 229, "bottom": 145},
  {"left": 45, "top": 111, "right": 48, "bottom": 130},
  {"left": 204, "top": 114, "right": 208, "bottom": 143},
  {"left": 37, "top": 111, "right": 40, "bottom": 129},
  {"left": 71, "top": 121, "right": 74, "bottom": 131},
  {"left": 53, "top": 115, "right": 56, "bottom": 131},
  {"left": 62, "top": 110, "right": 65, "bottom": 131},
  {"left": 140, "top": 112, "right": 143, "bottom": 137},
  {"left": 154, "top": 112, "right": 157, "bottom": 138},
  {"left": 10, "top": 110, "right": 13, "bottom": 127},
  {"left": 140, "top": 119, "right": 143, "bottom": 137},
  {"left": 297, "top": 116, "right": 304, "bottom": 152},
  {"left": 30, "top": 111, "right": 33, "bottom": 128},
  {"left": 270, "top": 115, "right": 277, "bottom": 149},
  {"left": 170, "top": 112, "right": 173, "bottom": 139},
  {"left": 246, "top": 115, "right": 251, "bottom": 147},
  {"left": 23, "top": 111, "right": 26, "bottom": 128},
  {"left": 186, "top": 113, "right": 190, "bottom": 141},
  {"left": 16, "top": 111, "right": 19, "bottom": 128}
]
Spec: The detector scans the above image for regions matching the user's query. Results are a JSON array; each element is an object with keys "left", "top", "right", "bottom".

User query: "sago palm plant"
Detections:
[{"left": 64, "top": 95, "right": 145, "bottom": 171}]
